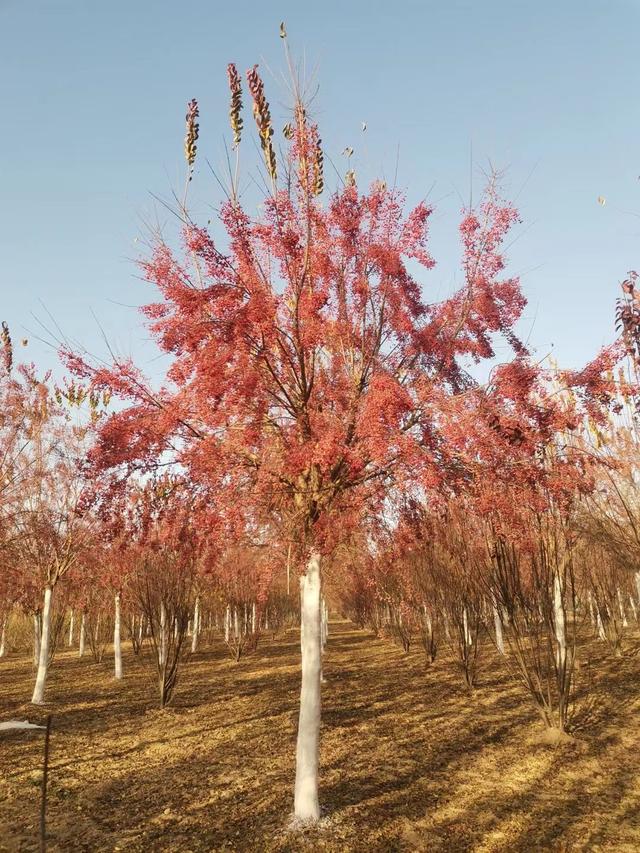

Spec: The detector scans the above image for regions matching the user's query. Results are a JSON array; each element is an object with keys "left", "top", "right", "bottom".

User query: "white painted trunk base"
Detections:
[
  {"left": 617, "top": 589, "right": 628, "bottom": 628},
  {"left": 114, "top": 593, "right": 123, "bottom": 679},
  {"left": 294, "top": 552, "right": 322, "bottom": 822},
  {"left": 159, "top": 602, "right": 167, "bottom": 668},
  {"left": 493, "top": 604, "right": 505, "bottom": 655},
  {"left": 32, "top": 587, "right": 52, "bottom": 705},
  {"left": 191, "top": 596, "right": 200, "bottom": 653},
  {"left": 553, "top": 574, "right": 567, "bottom": 671},
  {"left": 79, "top": 612, "right": 86, "bottom": 657},
  {"left": 33, "top": 614, "right": 40, "bottom": 667}
]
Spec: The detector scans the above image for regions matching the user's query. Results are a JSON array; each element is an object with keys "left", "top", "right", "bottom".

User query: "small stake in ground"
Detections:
[{"left": 40, "top": 715, "right": 52, "bottom": 853}]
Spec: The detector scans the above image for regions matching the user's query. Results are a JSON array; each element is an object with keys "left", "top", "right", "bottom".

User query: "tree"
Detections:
[
  {"left": 0, "top": 328, "right": 97, "bottom": 703},
  {"left": 65, "top": 37, "right": 597, "bottom": 820}
]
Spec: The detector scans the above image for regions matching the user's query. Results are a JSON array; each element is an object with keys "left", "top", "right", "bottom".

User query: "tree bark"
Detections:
[
  {"left": 294, "top": 551, "right": 322, "bottom": 822},
  {"left": 114, "top": 592, "right": 123, "bottom": 679},
  {"left": 67, "top": 610, "right": 74, "bottom": 647},
  {"left": 32, "top": 587, "right": 53, "bottom": 705},
  {"left": 0, "top": 614, "right": 6, "bottom": 657}
]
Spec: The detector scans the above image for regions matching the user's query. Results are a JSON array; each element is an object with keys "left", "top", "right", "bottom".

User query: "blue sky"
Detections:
[{"left": 1, "top": 0, "right": 638, "bottom": 382}]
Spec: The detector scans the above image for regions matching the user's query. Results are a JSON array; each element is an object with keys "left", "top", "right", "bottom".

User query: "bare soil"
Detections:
[{"left": 1, "top": 620, "right": 639, "bottom": 852}]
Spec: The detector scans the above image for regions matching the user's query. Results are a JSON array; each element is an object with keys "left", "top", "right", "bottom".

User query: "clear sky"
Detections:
[{"left": 1, "top": 0, "right": 638, "bottom": 382}]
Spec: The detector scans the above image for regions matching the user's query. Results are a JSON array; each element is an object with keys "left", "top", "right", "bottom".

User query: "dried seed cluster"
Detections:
[
  {"left": 227, "top": 64, "right": 243, "bottom": 147},
  {"left": 246, "top": 65, "right": 277, "bottom": 182},
  {"left": 184, "top": 98, "right": 200, "bottom": 168}
]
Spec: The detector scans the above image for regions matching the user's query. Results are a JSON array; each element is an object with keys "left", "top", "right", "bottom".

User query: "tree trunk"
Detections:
[
  {"left": 32, "top": 587, "right": 53, "bottom": 705},
  {"left": 442, "top": 609, "right": 450, "bottom": 641},
  {"left": 0, "top": 614, "right": 6, "bottom": 657},
  {"left": 79, "top": 612, "right": 86, "bottom": 657},
  {"left": 587, "top": 591, "right": 596, "bottom": 629},
  {"left": 617, "top": 589, "right": 628, "bottom": 628},
  {"left": 33, "top": 613, "right": 41, "bottom": 667},
  {"left": 635, "top": 571, "right": 640, "bottom": 608},
  {"left": 463, "top": 607, "right": 472, "bottom": 648},
  {"left": 159, "top": 601, "right": 167, "bottom": 668},
  {"left": 68, "top": 610, "right": 74, "bottom": 647},
  {"left": 294, "top": 551, "right": 322, "bottom": 822},
  {"left": 596, "top": 604, "right": 606, "bottom": 640},
  {"left": 191, "top": 596, "right": 200, "bottom": 653},
  {"left": 224, "top": 604, "right": 230, "bottom": 643},
  {"left": 493, "top": 603, "right": 505, "bottom": 655},
  {"left": 321, "top": 598, "right": 328, "bottom": 651},
  {"left": 114, "top": 592, "right": 123, "bottom": 679},
  {"left": 553, "top": 573, "right": 567, "bottom": 671}
]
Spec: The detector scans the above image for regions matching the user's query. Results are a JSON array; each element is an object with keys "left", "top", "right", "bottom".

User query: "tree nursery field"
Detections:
[
  {"left": 3, "top": 19, "right": 640, "bottom": 853},
  {"left": 1, "top": 619, "right": 639, "bottom": 853}
]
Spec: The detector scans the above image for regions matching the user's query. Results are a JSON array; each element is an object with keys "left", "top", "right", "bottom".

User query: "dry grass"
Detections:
[{"left": 1, "top": 620, "right": 639, "bottom": 852}]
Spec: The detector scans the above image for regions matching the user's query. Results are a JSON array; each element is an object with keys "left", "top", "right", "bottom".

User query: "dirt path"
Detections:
[{"left": 1, "top": 619, "right": 639, "bottom": 851}]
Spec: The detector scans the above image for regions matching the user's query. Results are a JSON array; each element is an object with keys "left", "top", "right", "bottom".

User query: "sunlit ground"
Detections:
[{"left": 1, "top": 620, "right": 639, "bottom": 852}]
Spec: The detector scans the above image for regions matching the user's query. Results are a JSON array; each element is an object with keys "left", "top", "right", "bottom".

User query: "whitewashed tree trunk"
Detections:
[
  {"left": 493, "top": 603, "right": 505, "bottom": 655},
  {"left": 463, "top": 607, "right": 472, "bottom": 648},
  {"left": 294, "top": 551, "right": 322, "bottom": 822},
  {"left": 68, "top": 610, "right": 74, "bottom": 647},
  {"left": 191, "top": 596, "right": 200, "bottom": 653},
  {"left": 617, "top": 589, "right": 628, "bottom": 628},
  {"left": 587, "top": 591, "right": 596, "bottom": 628},
  {"left": 32, "top": 587, "right": 53, "bottom": 705},
  {"left": 159, "top": 601, "right": 167, "bottom": 668},
  {"left": 138, "top": 614, "right": 144, "bottom": 643},
  {"left": 252, "top": 601, "right": 256, "bottom": 634},
  {"left": 320, "top": 598, "right": 328, "bottom": 652},
  {"left": 553, "top": 573, "right": 567, "bottom": 671},
  {"left": 596, "top": 604, "right": 606, "bottom": 640},
  {"left": 629, "top": 594, "right": 638, "bottom": 622},
  {"left": 33, "top": 614, "right": 41, "bottom": 666},
  {"left": 0, "top": 614, "right": 6, "bottom": 657},
  {"left": 234, "top": 607, "right": 239, "bottom": 640},
  {"left": 635, "top": 571, "right": 640, "bottom": 608},
  {"left": 114, "top": 593, "right": 123, "bottom": 679},
  {"left": 79, "top": 612, "right": 86, "bottom": 657},
  {"left": 224, "top": 605, "right": 230, "bottom": 643}
]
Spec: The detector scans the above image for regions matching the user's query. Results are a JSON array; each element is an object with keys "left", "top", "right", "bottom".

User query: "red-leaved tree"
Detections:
[{"left": 65, "top": 43, "right": 611, "bottom": 819}]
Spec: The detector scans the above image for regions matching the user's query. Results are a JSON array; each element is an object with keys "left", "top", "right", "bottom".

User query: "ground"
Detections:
[{"left": 1, "top": 620, "right": 639, "bottom": 852}]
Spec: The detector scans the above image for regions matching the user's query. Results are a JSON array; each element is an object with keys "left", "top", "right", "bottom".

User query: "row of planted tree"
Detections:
[{"left": 2, "top": 28, "right": 640, "bottom": 821}]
